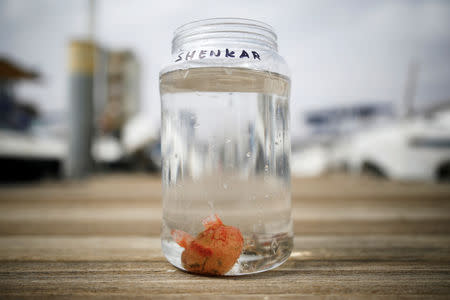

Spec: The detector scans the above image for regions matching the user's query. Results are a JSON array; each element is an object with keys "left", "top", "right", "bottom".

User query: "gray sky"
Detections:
[{"left": 1, "top": 0, "right": 449, "bottom": 133}]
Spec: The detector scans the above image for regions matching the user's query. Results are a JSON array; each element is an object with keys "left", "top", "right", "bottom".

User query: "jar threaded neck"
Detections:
[{"left": 172, "top": 18, "right": 278, "bottom": 53}]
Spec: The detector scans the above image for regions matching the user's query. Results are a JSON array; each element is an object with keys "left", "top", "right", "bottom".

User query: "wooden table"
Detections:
[{"left": 0, "top": 174, "right": 449, "bottom": 298}]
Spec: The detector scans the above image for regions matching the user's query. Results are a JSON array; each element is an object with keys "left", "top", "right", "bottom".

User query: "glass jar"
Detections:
[{"left": 160, "top": 18, "right": 292, "bottom": 276}]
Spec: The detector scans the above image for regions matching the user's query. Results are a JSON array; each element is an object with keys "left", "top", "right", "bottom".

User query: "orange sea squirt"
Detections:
[{"left": 171, "top": 214, "right": 244, "bottom": 275}]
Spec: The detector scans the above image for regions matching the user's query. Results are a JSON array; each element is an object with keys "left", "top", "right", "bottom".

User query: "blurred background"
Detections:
[{"left": 0, "top": 0, "right": 449, "bottom": 183}]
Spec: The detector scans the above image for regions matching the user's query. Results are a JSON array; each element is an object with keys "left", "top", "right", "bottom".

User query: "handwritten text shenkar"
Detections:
[{"left": 175, "top": 49, "right": 261, "bottom": 62}]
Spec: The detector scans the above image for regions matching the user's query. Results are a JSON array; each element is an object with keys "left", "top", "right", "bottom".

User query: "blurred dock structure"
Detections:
[
  {"left": 0, "top": 174, "right": 449, "bottom": 297},
  {"left": 98, "top": 50, "right": 140, "bottom": 136},
  {"left": 92, "top": 48, "right": 144, "bottom": 167},
  {"left": 66, "top": 39, "right": 142, "bottom": 178},
  {"left": 0, "top": 42, "right": 146, "bottom": 184}
]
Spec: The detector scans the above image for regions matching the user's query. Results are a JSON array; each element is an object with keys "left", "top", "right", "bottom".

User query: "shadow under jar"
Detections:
[{"left": 160, "top": 18, "right": 292, "bottom": 276}]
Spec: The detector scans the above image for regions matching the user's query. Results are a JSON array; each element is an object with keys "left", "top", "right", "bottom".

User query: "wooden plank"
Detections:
[
  {"left": 0, "top": 260, "right": 449, "bottom": 297},
  {"left": 0, "top": 219, "right": 449, "bottom": 236},
  {"left": 1, "top": 175, "right": 449, "bottom": 203},
  {"left": 0, "top": 200, "right": 448, "bottom": 220},
  {"left": 1, "top": 195, "right": 448, "bottom": 210},
  {"left": 0, "top": 235, "right": 448, "bottom": 262}
]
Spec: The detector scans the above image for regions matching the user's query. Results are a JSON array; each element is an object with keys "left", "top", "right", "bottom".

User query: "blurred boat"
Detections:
[
  {"left": 0, "top": 58, "right": 65, "bottom": 181},
  {"left": 345, "top": 112, "right": 450, "bottom": 181},
  {"left": 292, "top": 100, "right": 450, "bottom": 182},
  {"left": 0, "top": 129, "right": 65, "bottom": 182}
]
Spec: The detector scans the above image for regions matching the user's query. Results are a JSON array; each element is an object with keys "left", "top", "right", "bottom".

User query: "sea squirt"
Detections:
[{"left": 171, "top": 214, "right": 244, "bottom": 275}]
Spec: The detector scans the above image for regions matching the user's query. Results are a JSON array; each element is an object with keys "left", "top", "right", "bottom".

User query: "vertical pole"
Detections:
[
  {"left": 65, "top": 41, "right": 95, "bottom": 179},
  {"left": 88, "top": 0, "right": 96, "bottom": 41},
  {"left": 402, "top": 60, "right": 419, "bottom": 119}
]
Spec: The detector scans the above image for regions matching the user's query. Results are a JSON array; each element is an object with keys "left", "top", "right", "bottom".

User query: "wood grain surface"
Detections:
[{"left": 0, "top": 174, "right": 449, "bottom": 299}]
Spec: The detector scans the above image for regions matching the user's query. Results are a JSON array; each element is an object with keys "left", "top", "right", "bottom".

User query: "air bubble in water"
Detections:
[
  {"left": 223, "top": 183, "right": 228, "bottom": 189},
  {"left": 246, "top": 152, "right": 251, "bottom": 158},
  {"left": 225, "top": 138, "right": 231, "bottom": 144}
]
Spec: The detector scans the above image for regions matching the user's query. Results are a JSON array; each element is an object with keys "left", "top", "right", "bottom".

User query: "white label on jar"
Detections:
[{"left": 174, "top": 49, "right": 261, "bottom": 62}]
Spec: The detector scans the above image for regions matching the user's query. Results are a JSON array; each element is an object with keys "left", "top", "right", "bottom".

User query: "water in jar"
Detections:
[{"left": 160, "top": 67, "right": 293, "bottom": 275}]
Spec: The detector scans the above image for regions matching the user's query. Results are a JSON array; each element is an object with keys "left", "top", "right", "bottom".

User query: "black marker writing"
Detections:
[
  {"left": 199, "top": 50, "right": 207, "bottom": 59},
  {"left": 252, "top": 51, "right": 260, "bottom": 60},
  {"left": 175, "top": 49, "right": 261, "bottom": 62},
  {"left": 210, "top": 50, "right": 221, "bottom": 57},
  {"left": 185, "top": 51, "right": 196, "bottom": 60},
  {"left": 239, "top": 50, "right": 249, "bottom": 58},
  {"left": 225, "top": 49, "right": 235, "bottom": 58}
]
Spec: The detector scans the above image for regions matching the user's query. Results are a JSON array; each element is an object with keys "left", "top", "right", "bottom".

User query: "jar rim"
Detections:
[{"left": 172, "top": 18, "right": 278, "bottom": 52}]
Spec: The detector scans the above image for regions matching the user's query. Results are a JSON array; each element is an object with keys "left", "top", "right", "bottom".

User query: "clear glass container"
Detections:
[{"left": 160, "top": 18, "right": 292, "bottom": 276}]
